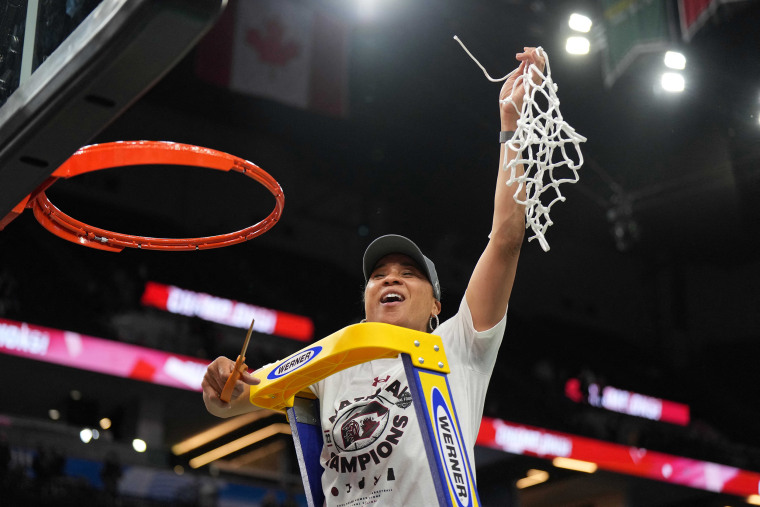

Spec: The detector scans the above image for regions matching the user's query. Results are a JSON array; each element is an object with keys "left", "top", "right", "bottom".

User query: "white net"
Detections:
[{"left": 455, "top": 37, "right": 587, "bottom": 252}]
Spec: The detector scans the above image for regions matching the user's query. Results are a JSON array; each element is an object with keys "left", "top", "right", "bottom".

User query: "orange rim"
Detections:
[{"left": 30, "top": 141, "right": 284, "bottom": 251}]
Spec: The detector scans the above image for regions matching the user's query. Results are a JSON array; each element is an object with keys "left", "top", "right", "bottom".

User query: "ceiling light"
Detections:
[
  {"left": 99, "top": 417, "right": 112, "bottom": 430},
  {"left": 664, "top": 51, "right": 686, "bottom": 70},
  {"left": 171, "top": 410, "right": 278, "bottom": 455},
  {"left": 552, "top": 457, "right": 598, "bottom": 473},
  {"left": 79, "top": 428, "right": 93, "bottom": 444},
  {"left": 357, "top": 0, "right": 376, "bottom": 21},
  {"left": 516, "top": 469, "right": 549, "bottom": 489},
  {"left": 226, "top": 440, "right": 287, "bottom": 468},
  {"left": 568, "top": 13, "right": 593, "bottom": 33},
  {"left": 189, "top": 423, "right": 291, "bottom": 469},
  {"left": 566, "top": 36, "right": 590, "bottom": 55},
  {"left": 661, "top": 72, "right": 685, "bottom": 93},
  {"left": 132, "top": 438, "right": 147, "bottom": 453},
  {"left": 48, "top": 409, "right": 60, "bottom": 420}
]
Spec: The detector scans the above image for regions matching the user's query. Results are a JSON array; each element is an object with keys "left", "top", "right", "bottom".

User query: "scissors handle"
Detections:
[
  {"left": 219, "top": 355, "right": 248, "bottom": 403},
  {"left": 219, "top": 318, "right": 255, "bottom": 403}
]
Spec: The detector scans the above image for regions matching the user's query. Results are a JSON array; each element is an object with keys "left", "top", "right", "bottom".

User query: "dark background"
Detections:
[{"left": 1, "top": 0, "right": 759, "bottom": 505}]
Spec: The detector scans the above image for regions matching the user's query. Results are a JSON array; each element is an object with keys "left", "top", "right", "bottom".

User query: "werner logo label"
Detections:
[
  {"left": 431, "top": 387, "right": 472, "bottom": 507},
  {"left": 268, "top": 346, "right": 322, "bottom": 379}
]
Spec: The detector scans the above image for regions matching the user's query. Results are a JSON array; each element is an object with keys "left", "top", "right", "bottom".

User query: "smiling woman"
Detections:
[
  {"left": 362, "top": 236, "right": 442, "bottom": 334},
  {"left": 364, "top": 253, "right": 440, "bottom": 333},
  {"left": 202, "top": 45, "right": 543, "bottom": 507},
  {"left": 307, "top": 229, "right": 514, "bottom": 506}
]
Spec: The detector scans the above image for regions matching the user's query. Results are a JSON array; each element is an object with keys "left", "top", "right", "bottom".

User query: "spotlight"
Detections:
[
  {"left": 568, "top": 13, "right": 592, "bottom": 33},
  {"left": 80, "top": 428, "right": 93, "bottom": 444},
  {"left": 99, "top": 418, "right": 112, "bottom": 430},
  {"left": 664, "top": 51, "right": 686, "bottom": 70},
  {"left": 132, "top": 439, "right": 147, "bottom": 453},
  {"left": 661, "top": 72, "right": 685, "bottom": 93},
  {"left": 357, "top": 0, "right": 375, "bottom": 21},
  {"left": 566, "top": 36, "right": 590, "bottom": 55}
]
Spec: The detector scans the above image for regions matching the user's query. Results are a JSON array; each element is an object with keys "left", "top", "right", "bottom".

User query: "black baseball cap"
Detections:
[{"left": 362, "top": 234, "right": 441, "bottom": 300}]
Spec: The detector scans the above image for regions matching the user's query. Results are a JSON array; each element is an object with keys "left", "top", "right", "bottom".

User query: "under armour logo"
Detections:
[{"left": 372, "top": 375, "right": 390, "bottom": 387}]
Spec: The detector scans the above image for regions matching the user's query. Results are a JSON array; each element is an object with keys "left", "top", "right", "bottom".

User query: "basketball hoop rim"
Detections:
[{"left": 29, "top": 141, "right": 285, "bottom": 251}]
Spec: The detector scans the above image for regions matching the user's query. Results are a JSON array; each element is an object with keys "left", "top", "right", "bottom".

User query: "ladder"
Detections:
[{"left": 247, "top": 323, "right": 482, "bottom": 507}]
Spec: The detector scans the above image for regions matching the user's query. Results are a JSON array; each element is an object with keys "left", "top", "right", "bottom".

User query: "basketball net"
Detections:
[{"left": 455, "top": 37, "right": 587, "bottom": 252}]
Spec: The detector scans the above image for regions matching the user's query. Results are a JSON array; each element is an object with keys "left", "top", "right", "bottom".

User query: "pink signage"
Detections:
[
  {"left": 477, "top": 417, "right": 760, "bottom": 498},
  {"left": 0, "top": 318, "right": 208, "bottom": 391},
  {"left": 565, "top": 378, "right": 690, "bottom": 426},
  {"left": 141, "top": 281, "right": 314, "bottom": 342}
]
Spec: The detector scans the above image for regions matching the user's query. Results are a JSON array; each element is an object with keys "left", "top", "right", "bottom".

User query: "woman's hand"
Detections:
[
  {"left": 499, "top": 47, "right": 546, "bottom": 129},
  {"left": 202, "top": 356, "right": 261, "bottom": 417}
]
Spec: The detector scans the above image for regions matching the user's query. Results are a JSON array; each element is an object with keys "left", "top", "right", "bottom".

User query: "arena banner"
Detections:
[
  {"left": 678, "top": 0, "right": 745, "bottom": 41},
  {"left": 600, "top": 0, "right": 673, "bottom": 87},
  {"left": 0, "top": 318, "right": 208, "bottom": 391},
  {"left": 564, "top": 377, "right": 690, "bottom": 425},
  {"left": 140, "top": 281, "right": 314, "bottom": 342},
  {"left": 195, "top": 0, "right": 349, "bottom": 117},
  {"left": 477, "top": 417, "right": 760, "bottom": 498}
]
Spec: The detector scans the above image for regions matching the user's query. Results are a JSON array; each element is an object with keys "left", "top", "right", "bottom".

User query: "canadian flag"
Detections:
[{"left": 196, "top": 0, "right": 349, "bottom": 117}]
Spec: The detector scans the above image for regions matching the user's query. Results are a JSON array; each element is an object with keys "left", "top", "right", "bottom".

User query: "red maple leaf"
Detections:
[{"left": 246, "top": 18, "right": 301, "bottom": 66}]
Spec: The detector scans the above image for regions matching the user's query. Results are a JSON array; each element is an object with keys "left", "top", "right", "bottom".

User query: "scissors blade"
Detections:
[{"left": 239, "top": 318, "right": 255, "bottom": 359}]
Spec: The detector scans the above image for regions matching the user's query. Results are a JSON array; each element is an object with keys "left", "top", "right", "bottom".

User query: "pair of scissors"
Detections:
[{"left": 219, "top": 318, "right": 255, "bottom": 403}]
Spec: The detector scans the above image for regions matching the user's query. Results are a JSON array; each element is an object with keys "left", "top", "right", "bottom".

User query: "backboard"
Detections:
[{"left": 0, "top": 0, "right": 226, "bottom": 227}]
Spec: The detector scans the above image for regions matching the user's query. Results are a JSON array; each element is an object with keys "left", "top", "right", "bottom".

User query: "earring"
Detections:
[
  {"left": 360, "top": 319, "right": 367, "bottom": 323},
  {"left": 429, "top": 314, "right": 439, "bottom": 332}
]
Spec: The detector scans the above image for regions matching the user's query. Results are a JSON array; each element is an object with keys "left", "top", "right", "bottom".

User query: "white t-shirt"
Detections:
[{"left": 310, "top": 297, "right": 506, "bottom": 506}]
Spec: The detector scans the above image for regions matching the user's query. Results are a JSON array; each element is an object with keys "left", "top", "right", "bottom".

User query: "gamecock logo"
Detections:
[{"left": 333, "top": 400, "right": 390, "bottom": 452}]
